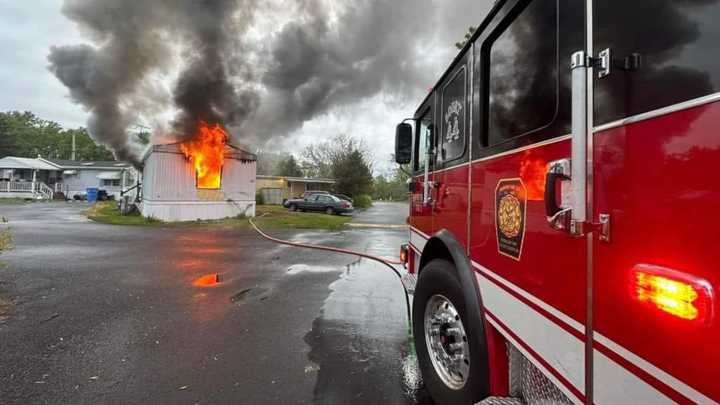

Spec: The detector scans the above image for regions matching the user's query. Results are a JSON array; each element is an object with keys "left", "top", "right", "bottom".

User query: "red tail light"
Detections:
[{"left": 631, "top": 264, "right": 713, "bottom": 323}]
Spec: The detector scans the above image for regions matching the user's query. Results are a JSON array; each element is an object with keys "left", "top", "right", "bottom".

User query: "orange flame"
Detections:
[{"left": 180, "top": 122, "right": 228, "bottom": 189}]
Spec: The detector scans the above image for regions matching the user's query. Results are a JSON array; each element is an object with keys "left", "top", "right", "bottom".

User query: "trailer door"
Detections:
[{"left": 591, "top": 2, "right": 720, "bottom": 403}]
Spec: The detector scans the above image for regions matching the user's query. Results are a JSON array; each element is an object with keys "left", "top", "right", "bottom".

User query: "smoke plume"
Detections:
[{"left": 48, "top": 0, "right": 490, "bottom": 165}]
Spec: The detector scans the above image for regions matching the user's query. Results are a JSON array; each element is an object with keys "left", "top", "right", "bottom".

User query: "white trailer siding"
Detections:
[{"left": 140, "top": 143, "right": 256, "bottom": 222}]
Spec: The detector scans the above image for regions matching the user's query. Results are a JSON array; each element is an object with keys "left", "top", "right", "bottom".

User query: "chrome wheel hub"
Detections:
[{"left": 424, "top": 294, "right": 470, "bottom": 390}]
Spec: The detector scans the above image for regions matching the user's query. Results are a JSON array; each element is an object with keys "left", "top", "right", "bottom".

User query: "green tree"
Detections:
[
  {"left": 455, "top": 26, "right": 477, "bottom": 49},
  {"left": 373, "top": 174, "right": 390, "bottom": 200},
  {"left": 332, "top": 150, "right": 373, "bottom": 198},
  {"left": 0, "top": 111, "right": 114, "bottom": 161},
  {"left": 275, "top": 155, "right": 304, "bottom": 177},
  {"left": 301, "top": 134, "right": 372, "bottom": 178}
]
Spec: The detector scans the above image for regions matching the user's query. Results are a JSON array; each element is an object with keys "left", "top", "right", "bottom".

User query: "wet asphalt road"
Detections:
[
  {"left": 0, "top": 201, "right": 428, "bottom": 404},
  {"left": 350, "top": 202, "right": 408, "bottom": 225}
]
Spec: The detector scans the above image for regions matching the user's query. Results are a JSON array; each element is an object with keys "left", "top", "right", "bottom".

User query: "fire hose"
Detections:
[{"left": 247, "top": 214, "right": 412, "bottom": 328}]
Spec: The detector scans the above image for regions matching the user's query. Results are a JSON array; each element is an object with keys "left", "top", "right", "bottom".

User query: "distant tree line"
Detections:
[
  {"left": 0, "top": 111, "right": 115, "bottom": 161},
  {"left": 257, "top": 134, "right": 408, "bottom": 202},
  {"left": 373, "top": 165, "right": 410, "bottom": 202}
]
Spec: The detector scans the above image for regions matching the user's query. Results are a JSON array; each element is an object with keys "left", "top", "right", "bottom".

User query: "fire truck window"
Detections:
[
  {"left": 487, "top": 0, "right": 559, "bottom": 145},
  {"left": 441, "top": 67, "right": 467, "bottom": 162},
  {"left": 595, "top": 1, "right": 720, "bottom": 125},
  {"left": 414, "top": 109, "right": 432, "bottom": 173}
]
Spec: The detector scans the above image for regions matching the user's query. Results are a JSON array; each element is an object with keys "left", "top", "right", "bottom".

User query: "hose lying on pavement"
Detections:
[{"left": 248, "top": 215, "right": 412, "bottom": 328}]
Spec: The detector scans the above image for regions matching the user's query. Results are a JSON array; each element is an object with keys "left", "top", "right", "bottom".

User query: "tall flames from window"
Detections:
[{"left": 180, "top": 122, "right": 228, "bottom": 189}]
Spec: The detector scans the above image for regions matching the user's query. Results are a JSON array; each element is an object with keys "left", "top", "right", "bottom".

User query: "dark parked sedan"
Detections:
[{"left": 283, "top": 193, "right": 354, "bottom": 215}]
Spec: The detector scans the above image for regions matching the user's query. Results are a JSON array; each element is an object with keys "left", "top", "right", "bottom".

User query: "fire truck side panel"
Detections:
[
  {"left": 469, "top": 138, "right": 587, "bottom": 401},
  {"left": 433, "top": 165, "right": 470, "bottom": 248},
  {"left": 591, "top": 102, "right": 720, "bottom": 404},
  {"left": 591, "top": 2, "right": 720, "bottom": 403}
]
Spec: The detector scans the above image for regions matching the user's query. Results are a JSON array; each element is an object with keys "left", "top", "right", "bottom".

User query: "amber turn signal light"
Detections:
[
  {"left": 399, "top": 244, "right": 409, "bottom": 264},
  {"left": 632, "top": 264, "right": 713, "bottom": 322}
]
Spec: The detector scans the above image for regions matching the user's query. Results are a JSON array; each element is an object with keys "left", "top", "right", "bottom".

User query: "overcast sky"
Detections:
[{"left": 0, "top": 0, "right": 492, "bottom": 175}]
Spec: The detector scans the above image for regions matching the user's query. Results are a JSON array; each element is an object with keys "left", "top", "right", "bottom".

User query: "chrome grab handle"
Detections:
[{"left": 545, "top": 159, "right": 572, "bottom": 231}]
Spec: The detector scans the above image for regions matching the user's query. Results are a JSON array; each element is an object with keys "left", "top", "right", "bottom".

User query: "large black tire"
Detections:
[
  {"left": 289, "top": 204, "right": 297, "bottom": 211},
  {"left": 413, "top": 259, "right": 486, "bottom": 405},
  {"left": 325, "top": 207, "right": 335, "bottom": 215}
]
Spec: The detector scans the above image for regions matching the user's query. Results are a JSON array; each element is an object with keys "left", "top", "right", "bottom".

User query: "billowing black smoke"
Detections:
[
  {"left": 48, "top": 0, "right": 258, "bottom": 166},
  {"left": 48, "top": 0, "right": 491, "bottom": 165}
]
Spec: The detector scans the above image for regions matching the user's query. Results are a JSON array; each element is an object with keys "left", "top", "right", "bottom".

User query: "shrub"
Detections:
[
  {"left": 256, "top": 192, "right": 265, "bottom": 206},
  {"left": 354, "top": 194, "right": 373, "bottom": 209}
]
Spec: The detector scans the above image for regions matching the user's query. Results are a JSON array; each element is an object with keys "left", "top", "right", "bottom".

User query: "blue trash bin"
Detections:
[{"left": 86, "top": 188, "right": 99, "bottom": 203}]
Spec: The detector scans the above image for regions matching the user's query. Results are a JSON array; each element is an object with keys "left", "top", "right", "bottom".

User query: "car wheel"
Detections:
[
  {"left": 413, "top": 259, "right": 486, "bottom": 405},
  {"left": 289, "top": 204, "right": 297, "bottom": 211},
  {"left": 325, "top": 207, "right": 335, "bottom": 215}
]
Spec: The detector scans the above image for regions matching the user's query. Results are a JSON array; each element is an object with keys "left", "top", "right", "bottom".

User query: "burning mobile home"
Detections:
[{"left": 139, "top": 123, "right": 256, "bottom": 222}]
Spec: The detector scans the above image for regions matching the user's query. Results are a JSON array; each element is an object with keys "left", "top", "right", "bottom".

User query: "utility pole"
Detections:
[{"left": 71, "top": 132, "right": 76, "bottom": 161}]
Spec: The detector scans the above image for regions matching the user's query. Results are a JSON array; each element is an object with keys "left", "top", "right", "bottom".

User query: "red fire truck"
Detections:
[{"left": 394, "top": 1, "right": 720, "bottom": 404}]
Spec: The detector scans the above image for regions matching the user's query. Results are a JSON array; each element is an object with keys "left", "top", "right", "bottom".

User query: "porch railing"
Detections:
[
  {"left": 0, "top": 181, "right": 33, "bottom": 193},
  {"left": 36, "top": 182, "right": 53, "bottom": 199},
  {"left": 0, "top": 181, "right": 54, "bottom": 199}
]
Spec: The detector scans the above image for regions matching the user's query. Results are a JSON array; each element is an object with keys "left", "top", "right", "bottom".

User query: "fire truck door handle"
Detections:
[
  {"left": 544, "top": 159, "right": 570, "bottom": 217},
  {"left": 545, "top": 173, "right": 566, "bottom": 217},
  {"left": 545, "top": 158, "right": 572, "bottom": 231}
]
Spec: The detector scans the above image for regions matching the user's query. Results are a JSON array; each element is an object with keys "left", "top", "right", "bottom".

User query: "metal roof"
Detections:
[
  {"left": 141, "top": 142, "right": 257, "bottom": 163},
  {"left": 0, "top": 157, "right": 60, "bottom": 171},
  {"left": 44, "top": 159, "right": 131, "bottom": 170}
]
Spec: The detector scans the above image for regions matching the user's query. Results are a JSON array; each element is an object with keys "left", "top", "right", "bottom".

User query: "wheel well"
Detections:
[
  {"left": 415, "top": 229, "right": 491, "bottom": 397},
  {"left": 419, "top": 237, "right": 455, "bottom": 274}
]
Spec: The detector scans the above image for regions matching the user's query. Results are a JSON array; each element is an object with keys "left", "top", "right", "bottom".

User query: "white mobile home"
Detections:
[
  {"left": 140, "top": 142, "right": 256, "bottom": 222},
  {"left": 46, "top": 159, "right": 134, "bottom": 200}
]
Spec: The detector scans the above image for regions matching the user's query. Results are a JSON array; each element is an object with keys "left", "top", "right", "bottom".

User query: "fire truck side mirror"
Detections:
[{"left": 395, "top": 123, "right": 413, "bottom": 165}]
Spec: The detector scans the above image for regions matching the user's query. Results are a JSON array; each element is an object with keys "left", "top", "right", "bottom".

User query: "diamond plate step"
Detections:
[
  {"left": 477, "top": 397, "right": 524, "bottom": 405},
  {"left": 401, "top": 272, "right": 417, "bottom": 294}
]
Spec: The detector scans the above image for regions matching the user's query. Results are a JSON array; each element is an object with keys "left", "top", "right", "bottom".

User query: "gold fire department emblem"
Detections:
[
  {"left": 498, "top": 194, "right": 522, "bottom": 238},
  {"left": 495, "top": 178, "right": 527, "bottom": 260}
]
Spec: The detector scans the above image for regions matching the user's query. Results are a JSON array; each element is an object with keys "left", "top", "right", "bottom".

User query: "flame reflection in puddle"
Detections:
[{"left": 193, "top": 273, "right": 220, "bottom": 287}]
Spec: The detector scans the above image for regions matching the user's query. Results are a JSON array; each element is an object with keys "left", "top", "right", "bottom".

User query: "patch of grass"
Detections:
[
  {"left": 0, "top": 198, "right": 32, "bottom": 205},
  {"left": 0, "top": 226, "right": 12, "bottom": 318},
  {"left": 0, "top": 296, "right": 12, "bottom": 319},
  {"left": 85, "top": 202, "right": 165, "bottom": 226},
  {"left": 85, "top": 202, "right": 350, "bottom": 231},
  {"left": 0, "top": 226, "right": 11, "bottom": 251},
  {"left": 85, "top": 202, "right": 250, "bottom": 228},
  {"left": 254, "top": 205, "right": 352, "bottom": 231}
]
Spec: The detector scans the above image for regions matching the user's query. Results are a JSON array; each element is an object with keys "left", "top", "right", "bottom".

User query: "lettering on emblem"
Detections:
[{"left": 495, "top": 178, "right": 527, "bottom": 261}]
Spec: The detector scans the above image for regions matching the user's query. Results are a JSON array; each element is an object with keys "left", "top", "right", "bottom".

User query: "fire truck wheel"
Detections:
[{"left": 413, "top": 259, "right": 484, "bottom": 405}]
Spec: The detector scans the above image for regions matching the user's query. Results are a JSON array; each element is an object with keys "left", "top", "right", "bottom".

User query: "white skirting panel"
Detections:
[{"left": 141, "top": 200, "right": 255, "bottom": 222}]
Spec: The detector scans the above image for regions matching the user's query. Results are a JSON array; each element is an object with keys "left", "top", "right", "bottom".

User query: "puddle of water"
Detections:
[
  {"left": 229, "top": 286, "right": 269, "bottom": 303},
  {"left": 285, "top": 264, "right": 341, "bottom": 275}
]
